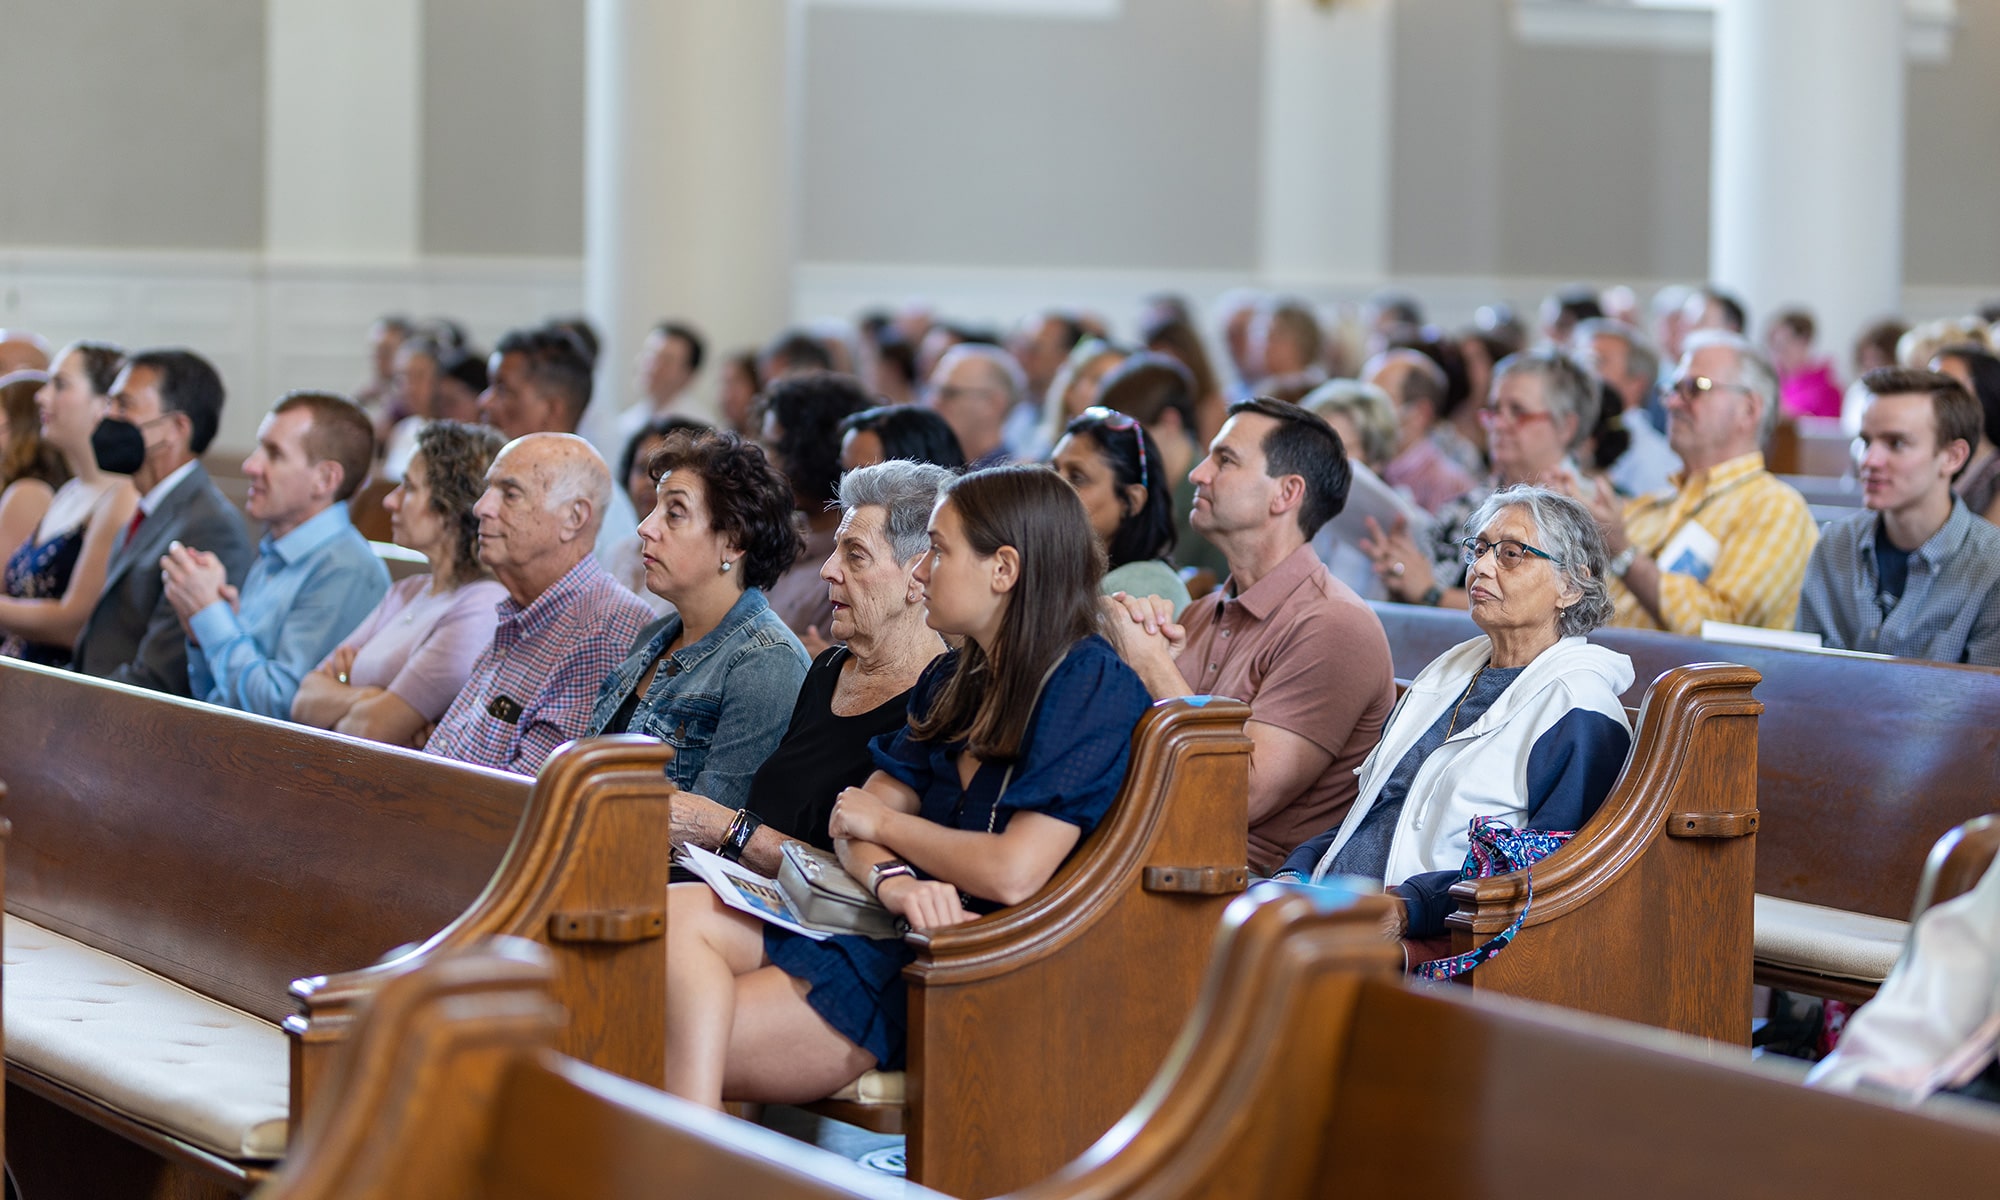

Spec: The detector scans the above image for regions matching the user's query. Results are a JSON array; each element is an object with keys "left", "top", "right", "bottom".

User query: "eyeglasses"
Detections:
[
  {"left": 1081, "top": 406, "right": 1148, "bottom": 491},
  {"left": 1460, "top": 537, "right": 1563, "bottom": 570},
  {"left": 1477, "top": 403, "right": 1556, "bottom": 429},
  {"left": 1670, "top": 375, "right": 1754, "bottom": 402}
]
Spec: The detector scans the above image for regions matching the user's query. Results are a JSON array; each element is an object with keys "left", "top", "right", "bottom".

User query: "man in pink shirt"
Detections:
[{"left": 1107, "top": 399, "right": 1398, "bottom": 875}]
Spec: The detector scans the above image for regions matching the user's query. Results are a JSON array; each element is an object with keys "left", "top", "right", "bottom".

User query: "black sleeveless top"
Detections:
[{"left": 742, "top": 645, "right": 919, "bottom": 848}]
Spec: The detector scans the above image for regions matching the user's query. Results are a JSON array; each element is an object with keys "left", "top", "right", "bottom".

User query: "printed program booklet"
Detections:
[{"left": 678, "top": 844, "right": 831, "bottom": 941}]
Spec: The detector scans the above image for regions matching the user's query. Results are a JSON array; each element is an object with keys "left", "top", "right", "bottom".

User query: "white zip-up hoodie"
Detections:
[{"left": 1310, "top": 634, "right": 1634, "bottom": 887}]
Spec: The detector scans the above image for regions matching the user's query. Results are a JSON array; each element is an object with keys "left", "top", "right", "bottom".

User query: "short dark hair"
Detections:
[
  {"left": 653, "top": 321, "right": 707, "bottom": 373},
  {"left": 413, "top": 420, "right": 507, "bottom": 580},
  {"left": 1773, "top": 308, "right": 1816, "bottom": 343},
  {"left": 1062, "top": 410, "right": 1176, "bottom": 568},
  {"left": 761, "top": 328, "right": 836, "bottom": 376},
  {"left": 128, "top": 348, "right": 225, "bottom": 454},
  {"left": 439, "top": 348, "right": 488, "bottom": 395},
  {"left": 1700, "top": 286, "right": 1748, "bottom": 334},
  {"left": 841, "top": 404, "right": 966, "bottom": 469},
  {"left": 1933, "top": 345, "right": 2000, "bottom": 460},
  {"left": 494, "top": 327, "right": 594, "bottom": 432},
  {"left": 1861, "top": 366, "right": 1985, "bottom": 481},
  {"left": 273, "top": 391, "right": 376, "bottom": 502},
  {"left": 544, "top": 316, "right": 600, "bottom": 366},
  {"left": 1227, "top": 397, "right": 1351, "bottom": 539},
  {"left": 646, "top": 429, "right": 803, "bottom": 592},
  {"left": 1097, "top": 353, "right": 1197, "bottom": 433},
  {"left": 759, "top": 371, "right": 872, "bottom": 510},
  {"left": 1855, "top": 318, "right": 1910, "bottom": 367},
  {"left": 620, "top": 414, "right": 712, "bottom": 486}
]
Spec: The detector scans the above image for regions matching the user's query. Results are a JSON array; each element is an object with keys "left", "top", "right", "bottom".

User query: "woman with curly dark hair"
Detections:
[
  {"left": 757, "top": 370, "right": 871, "bottom": 640},
  {"left": 291, "top": 420, "right": 508, "bottom": 746},
  {"left": 584, "top": 428, "right": 810, "bottom": 809}
]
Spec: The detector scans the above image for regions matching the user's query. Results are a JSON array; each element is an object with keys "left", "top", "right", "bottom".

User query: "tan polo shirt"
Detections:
[{"left": 1177, "top": 542, "right": 1397, "bottom": 874}]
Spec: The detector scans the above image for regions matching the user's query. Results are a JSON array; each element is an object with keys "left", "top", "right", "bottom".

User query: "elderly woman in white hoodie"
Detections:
[{"left": 1275, "top": 485, "right": 1634, "bottom": 943}]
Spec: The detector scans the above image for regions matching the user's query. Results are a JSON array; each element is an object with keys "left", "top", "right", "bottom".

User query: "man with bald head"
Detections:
[
  {"left": 0, "top": 330, "right": 52, "bottom": 375},
  {"left": 425, "top": 433, "right": 652, "bottom": 775}
]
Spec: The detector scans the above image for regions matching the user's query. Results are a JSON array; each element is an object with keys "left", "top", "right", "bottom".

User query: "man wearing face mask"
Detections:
[{"left": 71, "top": 349, "right": 254, "bottom": 695}]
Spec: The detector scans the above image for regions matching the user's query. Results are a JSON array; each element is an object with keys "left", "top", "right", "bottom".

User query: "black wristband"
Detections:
[
  {"left": 719, "top": 809, "right": 763, "bottom": 863},
  {"left": 1419, "top": 585, "right": 1444, "bottom": 607}
]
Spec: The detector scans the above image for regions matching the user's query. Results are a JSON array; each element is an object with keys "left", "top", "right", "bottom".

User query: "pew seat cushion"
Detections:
[
  {"left": 828, "top": 1069, "right": 905, "bottom": 1106},
  {"left": 3, "top": 915, "right": 290, "bottom": 1160},
  {"left": 1753, "top": 895, "right": 1907, "bottom": 983}
]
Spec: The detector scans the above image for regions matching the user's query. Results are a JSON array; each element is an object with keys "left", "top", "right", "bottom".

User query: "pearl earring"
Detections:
[{"left": 720, "top": 559, "right": 734, "bottom": 573}]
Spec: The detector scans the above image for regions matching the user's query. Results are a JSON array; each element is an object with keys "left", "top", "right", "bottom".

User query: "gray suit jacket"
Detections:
[{"left": 72, "top": 462, "right": 256, "bottom": 696}]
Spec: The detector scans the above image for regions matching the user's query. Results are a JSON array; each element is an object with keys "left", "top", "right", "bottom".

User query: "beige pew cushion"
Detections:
[
  {"left": 829, "top": 1069, "right": 906, "bottom": 1105},
  {"left": 4, "top": 915, "right": 290, "bottom": 1160},
  {"left": 1753, "top": 894, "right": 1908, "bottom": 984}
]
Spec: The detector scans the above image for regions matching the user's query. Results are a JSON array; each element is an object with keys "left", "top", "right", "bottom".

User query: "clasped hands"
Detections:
[
  {"left": 1100, "top": 591, "right": 1186, "bottom": 666},
  {"left": 828, "top": 786, "right": 975, "bottom": 931},
  {"left": 161, "top": 541, "right": 236, "bottom": 639}
]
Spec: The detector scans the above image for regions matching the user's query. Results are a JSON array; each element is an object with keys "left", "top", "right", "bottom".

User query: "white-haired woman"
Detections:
[
  {"left": 665, "top": 459, "right": 954, "bottom": 874},
  {"left": 1276, "top": 485, "right": 1634, "bottom": 945}
]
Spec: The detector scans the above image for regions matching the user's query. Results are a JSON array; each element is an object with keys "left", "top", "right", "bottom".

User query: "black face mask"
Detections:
[{"left": 92, "top": 418, "right": 148, "bottom": 476}]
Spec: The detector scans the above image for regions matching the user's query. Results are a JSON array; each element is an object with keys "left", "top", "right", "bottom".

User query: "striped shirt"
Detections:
[
  {"left": 1795, "top": 499, "right": 2000, "bottom": 666},
  {"left": 424, "top": 555, "right": 652, "bottom": 776},
  {"left": 1611, "top": 452, "right": 1818, "bottom": 635}
]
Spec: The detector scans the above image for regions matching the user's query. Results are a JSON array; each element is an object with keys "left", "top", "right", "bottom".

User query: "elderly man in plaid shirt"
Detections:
[{"left": 426, "top": 433, "right": 651, "bottom": 775}]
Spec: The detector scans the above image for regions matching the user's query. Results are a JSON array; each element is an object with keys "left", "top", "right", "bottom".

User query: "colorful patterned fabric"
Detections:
[
  {"left": 0, "top": 525, "right": 86, "bottom": 665},
  {"left": 1412, "top": 816, "right": 1575, "bottom": 981}
]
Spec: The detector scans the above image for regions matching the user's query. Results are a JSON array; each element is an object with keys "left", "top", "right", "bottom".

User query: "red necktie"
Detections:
[{"left": 124, "top": 509, "right": 145, "bottom": 545}]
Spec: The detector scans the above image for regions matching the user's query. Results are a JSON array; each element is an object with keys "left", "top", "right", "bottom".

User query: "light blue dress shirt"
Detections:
[{"left": 188, "top": 501, "right": 390, "bottom": 719}]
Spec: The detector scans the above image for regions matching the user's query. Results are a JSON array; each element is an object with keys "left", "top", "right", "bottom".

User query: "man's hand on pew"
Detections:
[{"left": 1101, "top": 592, "right": 1188, "bottom": 701}]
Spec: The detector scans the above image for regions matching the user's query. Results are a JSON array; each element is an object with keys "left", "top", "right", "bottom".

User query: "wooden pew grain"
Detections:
[{"left": 255, "top": 894, "right": 2000, "bottom": 1200}]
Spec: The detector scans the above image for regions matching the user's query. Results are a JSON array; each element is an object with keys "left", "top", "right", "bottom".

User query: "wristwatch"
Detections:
[
  {"left": 1607, "top": 546, "right": 1638, "bottom": 579},
  {"left": 868, "top": 859, "right": 915, "bottom": 899},
  {"left": 1418, "top": 585, "right": 1444, "bottom": 607}
]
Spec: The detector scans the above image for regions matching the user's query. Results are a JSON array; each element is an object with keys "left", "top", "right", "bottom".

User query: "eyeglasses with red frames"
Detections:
[
  {"left": 1080, "top": 405, "right": 1148, "bottom": 492},
  {"left": 1477, "top": 402, "right": 1557, "bottom": 429}
]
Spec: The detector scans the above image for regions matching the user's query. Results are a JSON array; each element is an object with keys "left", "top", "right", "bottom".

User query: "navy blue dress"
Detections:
[{"left": 763, "top": 634, "right": 1151, "bottom": 1068}]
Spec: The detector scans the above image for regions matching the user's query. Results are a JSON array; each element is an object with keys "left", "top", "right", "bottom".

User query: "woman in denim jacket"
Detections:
[{"left": 586, "top": 429, "right": 810, "bottom": 810}]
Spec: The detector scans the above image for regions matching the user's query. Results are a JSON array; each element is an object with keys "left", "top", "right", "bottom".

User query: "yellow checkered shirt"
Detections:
[{"left": 1611, "top": 452, "right": 1819, "bottom": 635}]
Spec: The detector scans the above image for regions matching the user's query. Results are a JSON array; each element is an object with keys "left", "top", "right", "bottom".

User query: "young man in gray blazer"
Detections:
[{"left": 72, "top": 349, "right": 254, "bottom": 696}]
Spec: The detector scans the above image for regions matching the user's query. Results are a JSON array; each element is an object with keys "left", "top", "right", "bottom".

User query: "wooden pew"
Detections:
[
  {"left": 811, "top": 696, "right": 1254, "bottom": 1198},
  {"left": 1371, "top": 601, "right": 2000, "bottom": 1002},
  {"left": 1439, "top": 662, "right": 1760, "bottom": 1044},
  {"left": 252, "top": 895, "right": 2000, "bottom": 1200},
  {"left": 1912, "top": 814, "right": 2000, "bottom": 920},
  {"left": 0, "top": 660, "right": 672, "bottom": 1198}
]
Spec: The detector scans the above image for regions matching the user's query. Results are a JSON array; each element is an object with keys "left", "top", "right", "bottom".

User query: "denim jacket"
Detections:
[{"left": 586, "top": 587, "right": 809, "bottom": 810}]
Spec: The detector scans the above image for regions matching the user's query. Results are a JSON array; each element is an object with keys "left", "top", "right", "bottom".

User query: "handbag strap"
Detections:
[{"left": 1412, "top": 817, "right": 1575, "bottom": 982}]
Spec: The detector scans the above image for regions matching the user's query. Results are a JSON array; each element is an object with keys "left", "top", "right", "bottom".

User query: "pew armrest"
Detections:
[{"left": 289, "top": 736, "right": 678, "bottom": 1116}]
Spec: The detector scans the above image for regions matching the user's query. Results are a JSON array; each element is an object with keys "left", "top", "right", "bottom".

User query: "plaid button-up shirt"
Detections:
[{"left": 425, "top": 555, "right": 652, "bottom": 776}]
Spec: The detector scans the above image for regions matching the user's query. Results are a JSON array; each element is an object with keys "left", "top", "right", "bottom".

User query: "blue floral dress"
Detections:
[
  {"left": 1, "top": 525, "right": 87, "bottom": 665},
  {"left": 762, "top": 634, "right": 1152, "bottom": 1068}
]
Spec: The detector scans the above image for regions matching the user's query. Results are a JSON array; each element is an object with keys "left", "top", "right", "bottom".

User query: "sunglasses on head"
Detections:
[{"left": 1081, "top": 406, "right": 1148, "bottom": 491}]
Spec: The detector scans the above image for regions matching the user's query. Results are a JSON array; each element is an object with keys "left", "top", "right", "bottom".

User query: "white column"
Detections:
[
  {"left": 1257, "top": 0, "right": 1393, "bottom": 291},
  {"left": 581, "top": 0, "right": 799, "bottom": 452},
  {"left": 1710, "top": 0, "right": 1903, "bottom": 358},
  {"left": 264, "top": 0, "right": 422, "bottom": 260}
]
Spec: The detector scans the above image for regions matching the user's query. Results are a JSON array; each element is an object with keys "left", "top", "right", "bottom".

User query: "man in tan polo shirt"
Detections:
[{"left": 1108, "top": 398, "right": 1397, "bottom": 874}]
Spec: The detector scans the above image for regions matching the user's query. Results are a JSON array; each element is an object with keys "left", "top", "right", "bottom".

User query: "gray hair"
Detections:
[
  {"left": 1462, "top": 484, "right": 1614, "bottom": 638},
  {"left": 837, "top": 459, "right": 957, "bottom": 563},
  {"left": 1303, "top": 378, "right": 1399, "bottom": 467},
  {"left": 937, "top": 343, "right": 1027, "bottom": 411},
  {"left": 1679, "top": 330, "right": 1782, "bottom": 447},
  {"left": 1573, "top": 317, "right": 1659, "bottom": 390},
  {"left": 1492, "top": 347, "right": 1599, "bottom": 453}
]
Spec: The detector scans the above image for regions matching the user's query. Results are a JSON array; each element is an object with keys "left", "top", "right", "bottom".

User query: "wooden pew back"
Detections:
[
  {"left": 0, "top": 659, "right": 532, "bottom": 1023},
  {"left": 256, "top": 898, "right": 2000, "bottom": 1200},
  {"left": 1912, "top": 814, "right": 2000, "bottom": 920},
  {"left": 1370, "top": 602, "right": 2000, "bottom": 921}
]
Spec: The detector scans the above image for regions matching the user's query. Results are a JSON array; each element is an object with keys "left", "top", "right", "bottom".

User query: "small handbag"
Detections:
[
  {"left": 1411, "top": 816, "right": 1575, "bottom": 981},
  {"left": 777, "top": 841, "right": 904, "bottom": 940}
]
